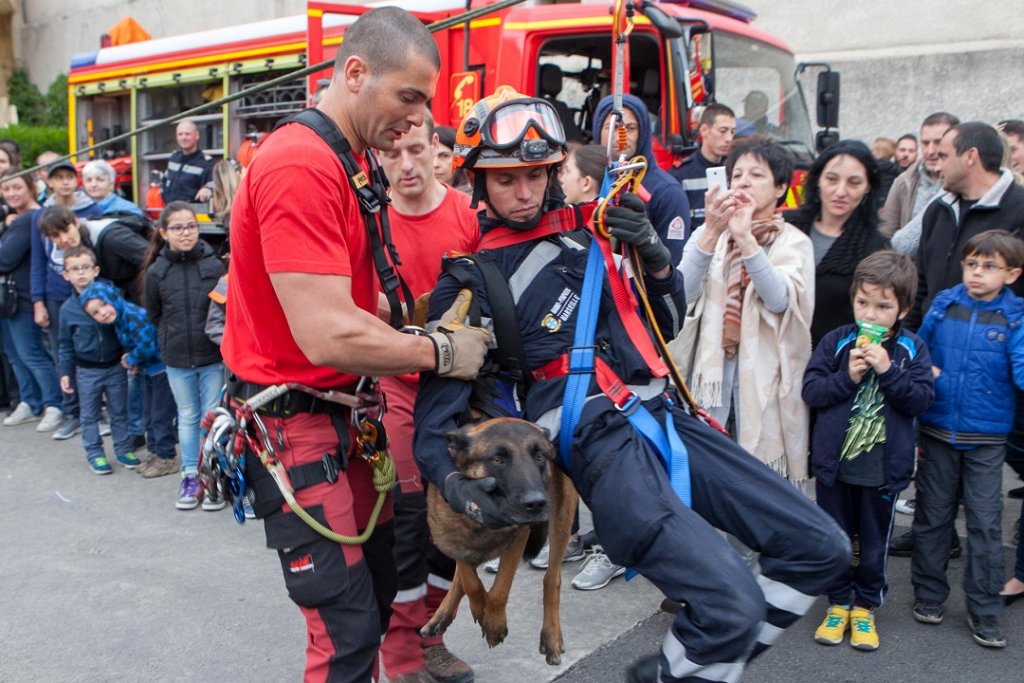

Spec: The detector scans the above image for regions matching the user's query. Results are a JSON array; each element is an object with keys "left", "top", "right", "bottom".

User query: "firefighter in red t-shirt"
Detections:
[
  {"left": 375, "top": 114, "right": 479, "bottom": 683},
  {"left": 222, "top": 9, "right": 489, "bottom": 682}
]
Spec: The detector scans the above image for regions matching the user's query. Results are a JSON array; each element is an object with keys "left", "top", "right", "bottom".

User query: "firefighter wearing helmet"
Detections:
[
  {"left": 453, "top": 85, "right": 567, "bottom": 228},
  {"left": 414, "top": 86, "right": 849, "bottom": 682}
]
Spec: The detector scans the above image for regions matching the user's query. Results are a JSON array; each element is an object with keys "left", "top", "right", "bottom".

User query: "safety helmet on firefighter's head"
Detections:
[{"left": 452, "top": 85, "right": 567, "bottom": 173}]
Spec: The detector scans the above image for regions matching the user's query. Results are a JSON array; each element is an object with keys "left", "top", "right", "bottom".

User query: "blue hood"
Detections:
[
  {"left": 592, "top": 94, "right": 656, "bottom": 165},
  {"left": 80, "top": 280, "right": 125, "bottom": 322},
  {"left": 590, "top": 94, "right": 691, "bottom": 266}
]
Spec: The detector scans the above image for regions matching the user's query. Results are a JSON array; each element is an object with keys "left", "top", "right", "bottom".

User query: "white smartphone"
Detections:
[{"left": 705, "top": 166, "right": 728, "bottom": 193}]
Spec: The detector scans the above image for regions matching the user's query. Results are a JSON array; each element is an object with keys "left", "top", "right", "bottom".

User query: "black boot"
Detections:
[{"left": 627, "top": 654, "right": 660, "bottom": 683}]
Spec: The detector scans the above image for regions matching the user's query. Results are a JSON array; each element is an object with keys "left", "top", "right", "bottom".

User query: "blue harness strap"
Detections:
[{"left": 557, "top": 223, "right": 691, "bottom": 509}]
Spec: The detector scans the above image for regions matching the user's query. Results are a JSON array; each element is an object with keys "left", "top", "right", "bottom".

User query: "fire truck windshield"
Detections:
[{"left": 711, "top": 31, "right": 815, "bottom": 159}]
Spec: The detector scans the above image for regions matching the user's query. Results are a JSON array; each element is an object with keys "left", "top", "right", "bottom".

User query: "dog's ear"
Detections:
[
  {"left": 536, "top": 424, "right": 552, "bottom": 441},
  {"left": 446, "top": 427, "right": 472, "bottom": 456}
]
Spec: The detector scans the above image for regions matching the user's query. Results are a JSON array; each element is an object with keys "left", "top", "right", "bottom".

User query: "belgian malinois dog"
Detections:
[{"left": 421, "top": 417, "right": 578, "bottom": 665}]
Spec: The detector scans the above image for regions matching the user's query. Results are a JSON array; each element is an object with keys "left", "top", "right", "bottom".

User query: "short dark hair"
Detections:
[
  {"left": 570, "top": 144, "right": 607, "bottom": 186},
  {"left": 700, "top": 103, "right": 736, "bottom": 128},
  {"left": 897, "top": 133, "right": 917, "bottom": 145},
  {"left": 62, "top": 245, "right": 97, "bottom": 266},
  {"left": 850, "top": 250, "right": 918, "bottom": 312},
  {"left": 999, "top": 119, "right": 1024, "bottom": 140},
  {"left": 38, "top": 205, "right": 78, "bottom": 238},
  {"left": 921, "top": 112, "right": 960, "bottom": 129},
  {"left": 962, "top": 229, "right": 1024, "bottom": 269},
  {"left": 435, "top": 125, "right": 457, "bottom": 150},
  {"left": 725, "top": 137, "right": 794, "bottom": 205},
  {"left": 334, "top": 7, "right": 440, "bottom": 76},
  {"left": 948, "top": 121, "right": 1004, "bottom": 174}
]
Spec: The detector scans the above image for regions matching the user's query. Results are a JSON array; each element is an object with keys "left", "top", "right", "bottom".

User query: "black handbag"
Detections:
[{"left": 0, "top": 275, "right": 18, "bottom": 318}]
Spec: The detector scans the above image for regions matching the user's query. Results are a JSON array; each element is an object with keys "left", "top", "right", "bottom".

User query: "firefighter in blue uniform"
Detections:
[{"left": 413, "top": 87, "right": 850, "bottom": 683}]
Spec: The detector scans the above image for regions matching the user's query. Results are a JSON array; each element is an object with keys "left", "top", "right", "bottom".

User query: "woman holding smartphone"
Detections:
[{"left": 676, "top": 137, "right": 815, "bottom": 487}]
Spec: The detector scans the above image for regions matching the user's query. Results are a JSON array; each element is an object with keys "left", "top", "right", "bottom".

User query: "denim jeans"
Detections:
[
  {"left": 0, "top": 309, "right": 61, "bottom": 413},
  {"left": 46, "top": 298, "right": 78, "bottom": 419},
  {"left": 127, "top": 372, "right": 145, "bottom": 436},
  {"left": 166, "top": 363, "right": 224, "bottom": 471},
  {"left": 77, "top": 364, "right": 131, "bottom": 462},
  {"left": 144, "top": 370, "right": 179, "bottom": 460}
]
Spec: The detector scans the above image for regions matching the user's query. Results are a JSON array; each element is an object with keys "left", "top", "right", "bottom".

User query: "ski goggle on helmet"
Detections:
[{"left": 453, "top": 85, "right": 567, "bottom": 172}]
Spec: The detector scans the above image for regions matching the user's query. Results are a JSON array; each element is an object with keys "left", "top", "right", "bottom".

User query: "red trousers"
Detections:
[{"left": 257, "top": 410, "right": 396, "bottom": 683}]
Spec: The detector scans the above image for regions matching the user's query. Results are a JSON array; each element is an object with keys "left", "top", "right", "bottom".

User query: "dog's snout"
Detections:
[{"left": 520, "top": 491, "right": 548, "bottom": 515}]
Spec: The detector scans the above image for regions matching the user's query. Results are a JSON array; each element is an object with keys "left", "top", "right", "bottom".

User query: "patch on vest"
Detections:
[
  {"left": 543, "top": 287, "right": 580, "bottom": 332},
  {"left": 667, "top": 215, "right": 686, "bottom": 240}
]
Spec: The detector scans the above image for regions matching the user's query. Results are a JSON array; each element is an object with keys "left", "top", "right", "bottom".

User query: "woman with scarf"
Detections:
[
  {"left": 678, "top": 138, "right": 815, "bottom": 485},
  {"left": 785, "top": 140, "right": 889, "bottom": 346}
]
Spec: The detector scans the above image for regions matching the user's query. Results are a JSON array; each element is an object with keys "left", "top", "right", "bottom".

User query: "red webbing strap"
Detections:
[
  {"left": 590, "top": 225, "right": 669, "bottom": 378},
  {"left": 531, "top": 354, "right": 639, "bottom": 409},
  {"left": 477, "top": 202, "right": 598, "bottom": 250}
]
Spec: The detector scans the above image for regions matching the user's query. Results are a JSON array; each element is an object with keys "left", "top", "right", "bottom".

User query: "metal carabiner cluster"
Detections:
[{"left": 198, "top": 406, "right": 252, "bottom": 524}]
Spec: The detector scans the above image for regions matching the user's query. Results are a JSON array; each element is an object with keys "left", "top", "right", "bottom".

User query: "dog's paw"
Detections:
[
  {"left": 481, "top": 615, "right": 509, "bottom": 648},
  {"left": 420, "top": 612, "right": 454, "bottom": 638},
  {"left": 539, "top": 628, "right": 565, "bottom": 665}
]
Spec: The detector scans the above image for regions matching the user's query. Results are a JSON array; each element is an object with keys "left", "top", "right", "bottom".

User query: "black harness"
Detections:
[{"left": 275, "top": 108, "right": 415, "bottom": 329}]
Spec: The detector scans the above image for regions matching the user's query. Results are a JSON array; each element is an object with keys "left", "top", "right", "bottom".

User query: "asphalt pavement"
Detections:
[{"left": 3, "top": 418, "right": 1023, "bottom": 682}]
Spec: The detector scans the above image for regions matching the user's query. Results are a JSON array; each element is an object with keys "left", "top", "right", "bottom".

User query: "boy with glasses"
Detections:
[
  {"left": 911, "top": 229, "right": 1024, "bottom": 648},
  {"left": 57, "top": 245, "right": 138, "bottom": 474}
]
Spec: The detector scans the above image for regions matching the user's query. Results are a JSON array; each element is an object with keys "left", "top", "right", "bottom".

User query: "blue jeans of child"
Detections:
[
  {"left": 77, "top": 364, "right": 131, "bottom": 462},
  {"left": 0, "top": 310, "right": 61, "bottom": 414},
  {"left": 165, "top": 363, "right": 223, "bottom": 472},
  {"left": 46, "top": 298, "right": 78, "bottom": 420},
  {"left": 144, "top": 370, "right": 178, "bottom": 460},
  {"left": 127, "top": 372, "right": 145, "bottom": 436}
]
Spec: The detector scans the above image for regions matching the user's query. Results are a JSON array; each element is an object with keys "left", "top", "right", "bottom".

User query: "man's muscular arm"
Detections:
[{"left": 272, "top": 272, "right": 436, "bottom": 375}]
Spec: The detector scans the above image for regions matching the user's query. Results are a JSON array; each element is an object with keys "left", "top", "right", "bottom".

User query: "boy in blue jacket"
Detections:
[
  {"left": 79, "top": 279, "right": 179, "bottom": 475},
  {"left": 804, "top": 251, "right": 935, "bottom": 651},
  {"left": 911, "top": 229, "right": 1024, "bottom": 649},
  {"left": 58, "top": 246, "right": 137, "bottom": 474}
]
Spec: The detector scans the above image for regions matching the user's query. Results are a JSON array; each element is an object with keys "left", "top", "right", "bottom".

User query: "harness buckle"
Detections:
[
  {"left": 567, "top": 345, "right": 598, "bottom": 374},
  {"left": 615, "top": 391, "right": 640, "bottom": 416},
  {"left": 322, "top": 452, "right": 339, "bottom": 485}
]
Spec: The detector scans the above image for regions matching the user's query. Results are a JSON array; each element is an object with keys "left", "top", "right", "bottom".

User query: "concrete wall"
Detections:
[
  {"left": 12, "top": 0, "right": 1024, "bottom": 142},
  {"left": 745, "top": 0, "right": 1024, "bottom": 142}
]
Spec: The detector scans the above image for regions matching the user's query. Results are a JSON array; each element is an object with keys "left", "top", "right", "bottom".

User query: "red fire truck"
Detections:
[{"left": 67, "top": 0, "right": 837, "bottom": 209}]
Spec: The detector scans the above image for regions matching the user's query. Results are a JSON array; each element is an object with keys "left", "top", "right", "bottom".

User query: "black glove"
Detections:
[
  {"left": 443, "top": 473, "right": 507, "bottom": 529},
  {"left": 604, "top": 192, "right": 671, "bottom": 272}
]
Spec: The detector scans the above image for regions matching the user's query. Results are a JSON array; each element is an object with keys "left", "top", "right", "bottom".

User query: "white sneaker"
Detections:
[
  {"left": 895, "top": 498, "right": 916, "bottom": 516},
  {"left": 571, "top": 551, "right": 625, "bottom": 591},
  {"left": 36, "top": 406, "right": 63, "bottom": 432},
  {"left": 3, "top": 402, "right": 38, "bottom": 426},
  {"left": 482, "top": 557, "right": 500, "bottom": 574},
  {"left": 98, "top": 420, "right": 112, "bottom": 437}
]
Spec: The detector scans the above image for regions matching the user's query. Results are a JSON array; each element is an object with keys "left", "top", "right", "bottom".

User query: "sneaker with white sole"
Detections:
[
  {"left": 52, "top": 416, "right": 81, "bottom": 440},
  {"left": 529, "top": 535, "right": 588, "bottom": 569},
  {"left": 571, "top": 551, "right": 625, "bottom": 590},
  {"left": 3, "top": 402, "right": 38, "bottom": 426},
  {"left": 482, "top": 557, "right": 501, "bottom": 574},
  {"left": 35, "top": 406, "right": 63, "bottom": 432},
  {"left": 895, "top": 498, "right": 916, "bottom": 515},
  {"left": 241, "top": 494, "right": 256, "bottom": 520},
  {"left": 98, "top": 420, "right": 111, "bottom": 437},
  {"left": 202, "top": 482, "right": 226, "bottom": 511},
  {"left": 176, "top": 474, "right": 201, "bottom": 510}
]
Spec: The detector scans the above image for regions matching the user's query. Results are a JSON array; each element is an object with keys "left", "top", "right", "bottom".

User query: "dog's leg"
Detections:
[
  {"left": 479, "top": 527, "right": 531, "bottom": 648},
  {"left": 420, "top": 566, "right": 465, "bottom": 638},
  {"left": 459, "top": 559, "right": 490, "bottom": 628},
  {"left": 540, "top": 469, "right": 579, "bottom": 665}
]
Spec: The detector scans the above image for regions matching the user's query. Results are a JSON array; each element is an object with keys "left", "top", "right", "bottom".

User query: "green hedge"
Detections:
[{"left": 0, "top": 124, "right": 69, "bottom": 167}]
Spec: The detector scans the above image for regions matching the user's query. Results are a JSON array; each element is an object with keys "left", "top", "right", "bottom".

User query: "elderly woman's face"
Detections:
[
  {"left": 83, "top": 172, "right": 114, "bottom": 201},
  {"left": 730, "top": 153, "right": 784, "bottom": 213}
]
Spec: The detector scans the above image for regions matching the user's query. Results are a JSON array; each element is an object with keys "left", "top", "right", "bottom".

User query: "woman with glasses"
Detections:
[{"left": 142, "top": 201, "right": 226, "bottom": 509}]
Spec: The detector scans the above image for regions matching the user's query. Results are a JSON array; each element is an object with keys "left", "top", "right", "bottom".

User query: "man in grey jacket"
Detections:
[{"left": 880, "top": 112, "right": 960, "bottom": 238}]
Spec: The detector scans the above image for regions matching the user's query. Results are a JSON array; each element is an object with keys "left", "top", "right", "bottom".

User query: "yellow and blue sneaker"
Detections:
[
  {"left": 850, "top": 607, "right": 879, "bottom": 651},
  {"left": 814, "top": 604, "right": 850, "bottom": 645}
]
